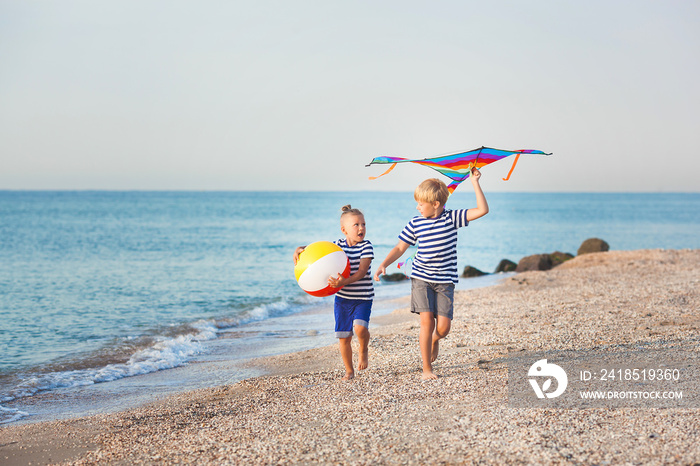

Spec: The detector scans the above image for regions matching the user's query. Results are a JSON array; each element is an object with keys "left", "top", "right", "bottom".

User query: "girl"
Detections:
[{"left": 294, "top": 205, "right": 374, "bottom": 380}]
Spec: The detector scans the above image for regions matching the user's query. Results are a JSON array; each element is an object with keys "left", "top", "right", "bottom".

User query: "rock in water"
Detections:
[
  {"left": 549, "top": 251, "right": 574, "bottom": 266},
  {"left": 516, "top": 254, "right": 553, "bottom": 272},
  {"left": 461, "top": 266, "right": 487, "bottom": 278},
  {"left": 494, "top": 259, "right": 517, "bottom": 273},
  {"left": 380, "top": 273, "right": 408, "bottom": 282}
]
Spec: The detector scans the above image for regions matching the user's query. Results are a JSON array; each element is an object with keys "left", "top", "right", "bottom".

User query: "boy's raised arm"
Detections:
[
  {"left": 374, "top": 240, "right": 410, "bottom": 281},
  {"left": 466, "top": 168, "right": 489, "bottom": 222}
]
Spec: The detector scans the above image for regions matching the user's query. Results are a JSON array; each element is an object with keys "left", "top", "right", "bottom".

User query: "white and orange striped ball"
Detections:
[{"left": 294, "top": 241, "right": 350, "bottom": 297}]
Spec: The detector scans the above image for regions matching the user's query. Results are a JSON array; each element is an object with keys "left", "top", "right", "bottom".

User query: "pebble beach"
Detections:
[{"left": 2, "top": 249, "right": 699, "bottom": 465}]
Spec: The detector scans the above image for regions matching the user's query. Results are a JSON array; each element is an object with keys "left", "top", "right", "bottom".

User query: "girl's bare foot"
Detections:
[
  {"left": 421, "top": 370, "right": 438, "bottom": 380},
  {"left": 342, "top": 372, "right": 355, "bottom": 381}
]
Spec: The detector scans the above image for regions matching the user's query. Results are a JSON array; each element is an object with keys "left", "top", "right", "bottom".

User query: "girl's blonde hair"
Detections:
[
  {"left": 414, "top": 178, "right": 449, "bottom": 205},
  {"left": 340, "top": 204, "right": 363, "bottom": 218},
  {"left": 340, "top": 205, "right": 363, "bottom": 227}
]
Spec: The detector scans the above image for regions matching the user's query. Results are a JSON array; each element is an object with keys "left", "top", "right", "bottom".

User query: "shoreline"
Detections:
[
  {"left": 0, "top": 273, "right": 506, "bottom": 428},
  {"left": 1, "top": 249, "right": 699, "bottom": 464}
]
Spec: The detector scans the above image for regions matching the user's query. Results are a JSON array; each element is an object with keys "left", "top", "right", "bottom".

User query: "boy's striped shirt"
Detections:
[
  {"left": 334, "top": 239, "right": 374, "bottom": 300},
  {"left": 398, "top": 209, "right": 469, "bottom": 284}
]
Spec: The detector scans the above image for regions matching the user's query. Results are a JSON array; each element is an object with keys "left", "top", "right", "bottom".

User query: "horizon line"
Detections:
[{"left": 1, "top": 189, "right": 698, "bottom": 195}]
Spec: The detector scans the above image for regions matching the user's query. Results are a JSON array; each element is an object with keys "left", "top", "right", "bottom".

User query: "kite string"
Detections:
[{"left": 397, "top": 253, "right": 414, "bottom": 276}]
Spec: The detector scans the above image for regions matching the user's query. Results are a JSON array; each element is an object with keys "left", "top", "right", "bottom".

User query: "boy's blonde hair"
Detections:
[{"left": 414, "top": 178, "right": 449, "bottom": 205}]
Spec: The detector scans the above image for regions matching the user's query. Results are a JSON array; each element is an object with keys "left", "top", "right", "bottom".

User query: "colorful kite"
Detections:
[{"left": 367, "top": 146, "right": 552, "bottom": 194}]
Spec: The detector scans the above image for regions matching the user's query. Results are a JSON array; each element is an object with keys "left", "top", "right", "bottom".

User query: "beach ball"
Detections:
[{"left": 294, "top": 241, "right": 351, "bottom": 297}]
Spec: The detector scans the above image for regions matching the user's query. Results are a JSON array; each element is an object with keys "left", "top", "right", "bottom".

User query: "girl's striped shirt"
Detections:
[{"left": 334, "top": 239, "right": 374, "bottom": 300}]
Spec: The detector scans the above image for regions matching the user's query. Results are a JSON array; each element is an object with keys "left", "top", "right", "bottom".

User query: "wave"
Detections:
[
  {"left": 1, "top": 320, "right": 216, "bottom": 405},
  {"left": 0, "top": 405, "right": 29, "bottom": 424},
  {"left": 0, "top": 298, "right": 304, "bottom": 423},
  {"left": 215, "top": 297, "right": 312, "bottom": 329}
]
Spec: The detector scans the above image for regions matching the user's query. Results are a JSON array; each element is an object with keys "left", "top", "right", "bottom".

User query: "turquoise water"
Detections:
[{"left": 1, "top": 191, "right": 698, "bottom": 422}]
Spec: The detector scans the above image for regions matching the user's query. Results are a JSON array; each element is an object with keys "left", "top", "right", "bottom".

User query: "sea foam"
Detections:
[
  {"left": 1, "top": 320, "right": 217, "bottom": 405},
  {"left": 0, "top": 299, "right": 301, "bottom": 423}
]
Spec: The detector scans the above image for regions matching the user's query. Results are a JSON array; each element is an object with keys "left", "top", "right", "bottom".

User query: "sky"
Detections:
[{"left": 1, "top": 0, "right": 698, "bottom": 192}]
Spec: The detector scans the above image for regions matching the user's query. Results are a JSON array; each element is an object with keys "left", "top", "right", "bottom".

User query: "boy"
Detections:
[{"left": 374, "top": 169, "right": 488, "bottom": 380}]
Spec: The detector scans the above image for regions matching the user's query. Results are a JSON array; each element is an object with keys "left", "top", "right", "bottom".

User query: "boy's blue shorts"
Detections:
[{"left": 334, "top": 296, "right": 372, "bottom": 339}]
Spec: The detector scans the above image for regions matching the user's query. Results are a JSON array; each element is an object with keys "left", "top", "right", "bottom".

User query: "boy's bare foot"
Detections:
[
  {"left": 342, "top": 372, "right": 355, "bottom": 381},
  {"left": 358, "top": 350, "right": 369, "bottom": 370},
  {"left": 431, "top": 339, "right": 439, "bottom": 362},
  {"left": 421, "top": 371, "right": 438, "bottom": 380}
]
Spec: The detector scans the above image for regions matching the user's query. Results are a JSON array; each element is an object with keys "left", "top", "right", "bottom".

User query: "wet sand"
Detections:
[{"left": 1, "top": 249, "right": 699, "bottom": 465}]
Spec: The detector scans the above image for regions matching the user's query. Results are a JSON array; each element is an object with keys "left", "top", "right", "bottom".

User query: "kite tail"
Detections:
[
  {"left": 368, "top": 163, "right": 398, "bottom": 181},
  {"left": 502, "top": 153, "right": 521, "bottom": 181}
]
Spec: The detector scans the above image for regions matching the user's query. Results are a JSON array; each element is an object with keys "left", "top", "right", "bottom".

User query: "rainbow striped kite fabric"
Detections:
[{"left": 367, "top": 146, "right": 552, "bottom": 194}]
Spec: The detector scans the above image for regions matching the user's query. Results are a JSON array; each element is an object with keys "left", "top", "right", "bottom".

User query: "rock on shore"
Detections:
[{"left": 578, "top": 237, "right": 610, "bottom": 255}]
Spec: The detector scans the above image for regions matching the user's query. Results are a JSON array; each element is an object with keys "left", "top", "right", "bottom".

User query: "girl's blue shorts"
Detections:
[{"left": 334, "top": 296, "right": 372, "bottom": 339}]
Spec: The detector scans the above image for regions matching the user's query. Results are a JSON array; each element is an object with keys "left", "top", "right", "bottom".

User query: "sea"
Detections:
[{"left": 1, "top": 191, "right": 699, "bottom": 424}]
